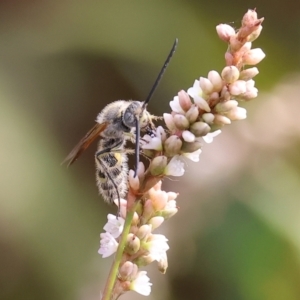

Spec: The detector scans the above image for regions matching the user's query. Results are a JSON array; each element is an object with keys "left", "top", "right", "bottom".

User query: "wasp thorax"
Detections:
[{"left": 139, "top": 110, "right": 153, "bottom": 130}]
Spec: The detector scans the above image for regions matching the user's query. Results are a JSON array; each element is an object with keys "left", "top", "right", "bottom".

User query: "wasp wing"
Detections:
[{"left": 62, "top": 121, "right": 109, "bottom": 167}]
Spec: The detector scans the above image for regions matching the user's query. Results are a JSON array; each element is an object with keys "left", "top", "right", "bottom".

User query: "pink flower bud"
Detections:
[
  {"left": 241, "top": 42, "right": 252, "bottom": 51},
  {"left": 210, "top": 91, "right": 219, "bottom": 101},
  {"left": 185, "top": 105, "right": 199, "bottom": 123},
  {"left": 199, "top": 77, "right": 214, "bottom": 95},
  {"left": 202, "top": 113, "right": 215, "bottom": 124},
  {"left": 135, "top": 254, "right": 155, "bottom": 266},
  {"left": 164, "top": 135, "right": 182, "bottom": 156},
  {"left": 237, "top": 79, "right": 258, "bottom": 100},
  {"left": 173, "top": 114, "right": 190, "bottom": 130},
  {"left": 149, "top": 189, "right": 168, "bottom": 211},
  {"left": 136, "top": 224, "right": 152, "bottom": 241},
  {"left": 163, "top": 113, "right": 176, "bottom": 131},
  {"left": 137, "top": 161, "right": 145, "bottom": 178},
  {"left": 239, "top": 67, "right": 259, "bottom": 80},
  {"left": 129, "top": 169, "right": 140, "bottom": 190},
  {"left": 216, "top": 24, "right": 235, "bottom": 42},
  {"left": 248, "top": 25, "right": 263, "bottom": 42},
  {"left": 164, "top": 209, "right": 179, "bottom": 221},
  {"left": 239, "top": 87, "right": 258, "bottom": 100},
  {"left": 148, "top": 216, "right": 164, "bottom": 230},
  {"left": 242, "top": 9, "right": 258, "bottom": 24},
  {"left": 181, "top": 141, "right": 201, "bottom": 153},
  {"left": 178, "top": 90, "right": 192, "bottom": 111},
  {"left": 182, "top": 130, "right": 195, "bottom": 142},
  {"left": 193, "top": 95, "right": 211, "bottom": 112},
  {"left": 221, "top": 66, "right": 240, "bottom": 83},
  {"left": 149, "top": 156, "right": 167, "bottom": 176},
  {"left": 213, "top": 114, "right": 231, "bottom": 125},
  {"left": 190, "top": 121, "right": 211, "bottom": 137},
  {"left": 208, "top": 70, "right": 223, "bottom": 92},
  {"left": 119, "top": 261, "right": 137, "bottom": 280},
  {"left": 215, "top": 100, "right": 238, "bottom": 113},
  {"left": 246, "top": 79, "right": 255, "bottom": 88},
  {"left": 242, "top": 48, "right": 265, "bottom": 65},
  {"left": 225, "top": 52, "right": 234, "bottom": 65},
  {"left": 229, "top": 80, "right": 247, "bottom": 95},
  {"left": 225, "top": 107, "right": 247, "bottom": 120},
  {"left": 142, "top": 200, "right": 155, "bottom": 222},
  {"left": 126, "top": 233, "right": 140, "bottom": 255}
]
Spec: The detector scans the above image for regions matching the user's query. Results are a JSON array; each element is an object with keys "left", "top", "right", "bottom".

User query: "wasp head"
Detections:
[{"left": 122, "top": 101, "right": 154, "bottom": 132}]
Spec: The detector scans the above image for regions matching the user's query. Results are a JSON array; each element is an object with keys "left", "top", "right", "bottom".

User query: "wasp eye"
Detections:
[{"left": 123, "top": 102, "right": 140, "bottom": 128}]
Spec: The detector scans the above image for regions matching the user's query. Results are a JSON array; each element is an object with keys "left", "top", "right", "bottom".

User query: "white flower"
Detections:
[
  {"left": 103, "top": 214, "right": 125, "bottom": 238},
  {"left": 142, "top": 135, "right": 162, "bottom": 150},
  {"left": 142, "top": 126, "right": 165, "bottom": 151},
  {"left": 188, "top": 80, "right": 211, "bottom": 112},
  {"left": 170, "top": 95, "right": 185, "bottom": 114},
  {"left": 164, "top": 155, "right": 185, "bottom": 176},
  {"left": 183, "top": 148, "right": 202, "bottom": 162},
  {"left": 130, "top": 271, "right": 152, "bottom": 296},
  {"left": 165, "top": 199, "right": 177, "bottom": 210},
  {"left": 98, "top": 232, "right": 118, "bottom": 258},
  {"left": 146, "top": 234, "right": 169, "bottom": 262},
  {"left": 188, "top": 79, "right": 202, "bottom": 98},
  {"left": 202, "top": 130, "right": 222, "bottom": 143},
  {"left": 163, "top": 196, "right": 178, "bottom": 218}
]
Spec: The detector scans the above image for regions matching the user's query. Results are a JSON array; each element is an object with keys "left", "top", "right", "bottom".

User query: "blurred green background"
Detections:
[{"left": 1, "top": 1, "right": 300, "bottom": 300}]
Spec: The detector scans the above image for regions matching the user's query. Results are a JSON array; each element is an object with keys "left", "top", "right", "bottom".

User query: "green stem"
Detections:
[{"left": 101, "top": 201, "right": 140, "bottom": 300}]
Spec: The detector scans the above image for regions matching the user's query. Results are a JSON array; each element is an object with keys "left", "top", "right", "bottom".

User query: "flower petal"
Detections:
[
  {"left": 130, "top": 271, "right": 152, "bottom": 296},
  {"left": 98, "top": 232, "right": 118, "bottom": 258},
  {"left": 164, "top": 155, "right": 185, "bottom": 176},
  {"left": 202, "top": 130, "right": 222, "bottom": 143}
]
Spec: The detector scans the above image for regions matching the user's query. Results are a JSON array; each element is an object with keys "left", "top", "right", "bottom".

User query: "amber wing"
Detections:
[{"left": 62, "top": 122, "right": 109, "bottom": 167}]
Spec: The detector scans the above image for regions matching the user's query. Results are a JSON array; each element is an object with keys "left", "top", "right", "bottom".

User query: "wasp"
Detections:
[{"left": 63, "top": 39, "right": 177, "bottom": 208}]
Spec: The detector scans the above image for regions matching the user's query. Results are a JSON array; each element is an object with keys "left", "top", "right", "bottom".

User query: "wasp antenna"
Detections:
[
  {"left": 134, "top": 117, "right": 141, "bottom": 177},
  {"left": 142, "top": 38, "right": 178, "bottom": 110}
]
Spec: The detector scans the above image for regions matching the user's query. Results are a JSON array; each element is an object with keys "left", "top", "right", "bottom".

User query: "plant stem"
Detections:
[{"left": 101, "top": 201, "right": 139, "bottom": 300}]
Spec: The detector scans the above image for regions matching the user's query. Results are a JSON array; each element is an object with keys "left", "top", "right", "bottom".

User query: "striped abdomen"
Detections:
[{"left": 95, "top": 137, "right": 128, "bottom": 204}]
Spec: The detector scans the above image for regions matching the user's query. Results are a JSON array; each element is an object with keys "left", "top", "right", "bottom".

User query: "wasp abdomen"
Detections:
[{"left": 95, "top": 137, "right": 128, "bottom": 204}]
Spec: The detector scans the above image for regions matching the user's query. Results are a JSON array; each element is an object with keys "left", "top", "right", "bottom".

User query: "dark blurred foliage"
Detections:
[{"left": 0, "top": 1, "right": 300, "bottom": 300}]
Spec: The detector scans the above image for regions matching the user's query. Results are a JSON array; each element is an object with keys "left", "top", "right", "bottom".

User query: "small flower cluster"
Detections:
[
  {"left": 99, "top": 9, "right": 265, "bottom": 299},
  {"left": 99, "top": 180, "right": 178, "bottom": 297},
  {"left": 139, "top": 9, "right": 264, "bottom": 178}
]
